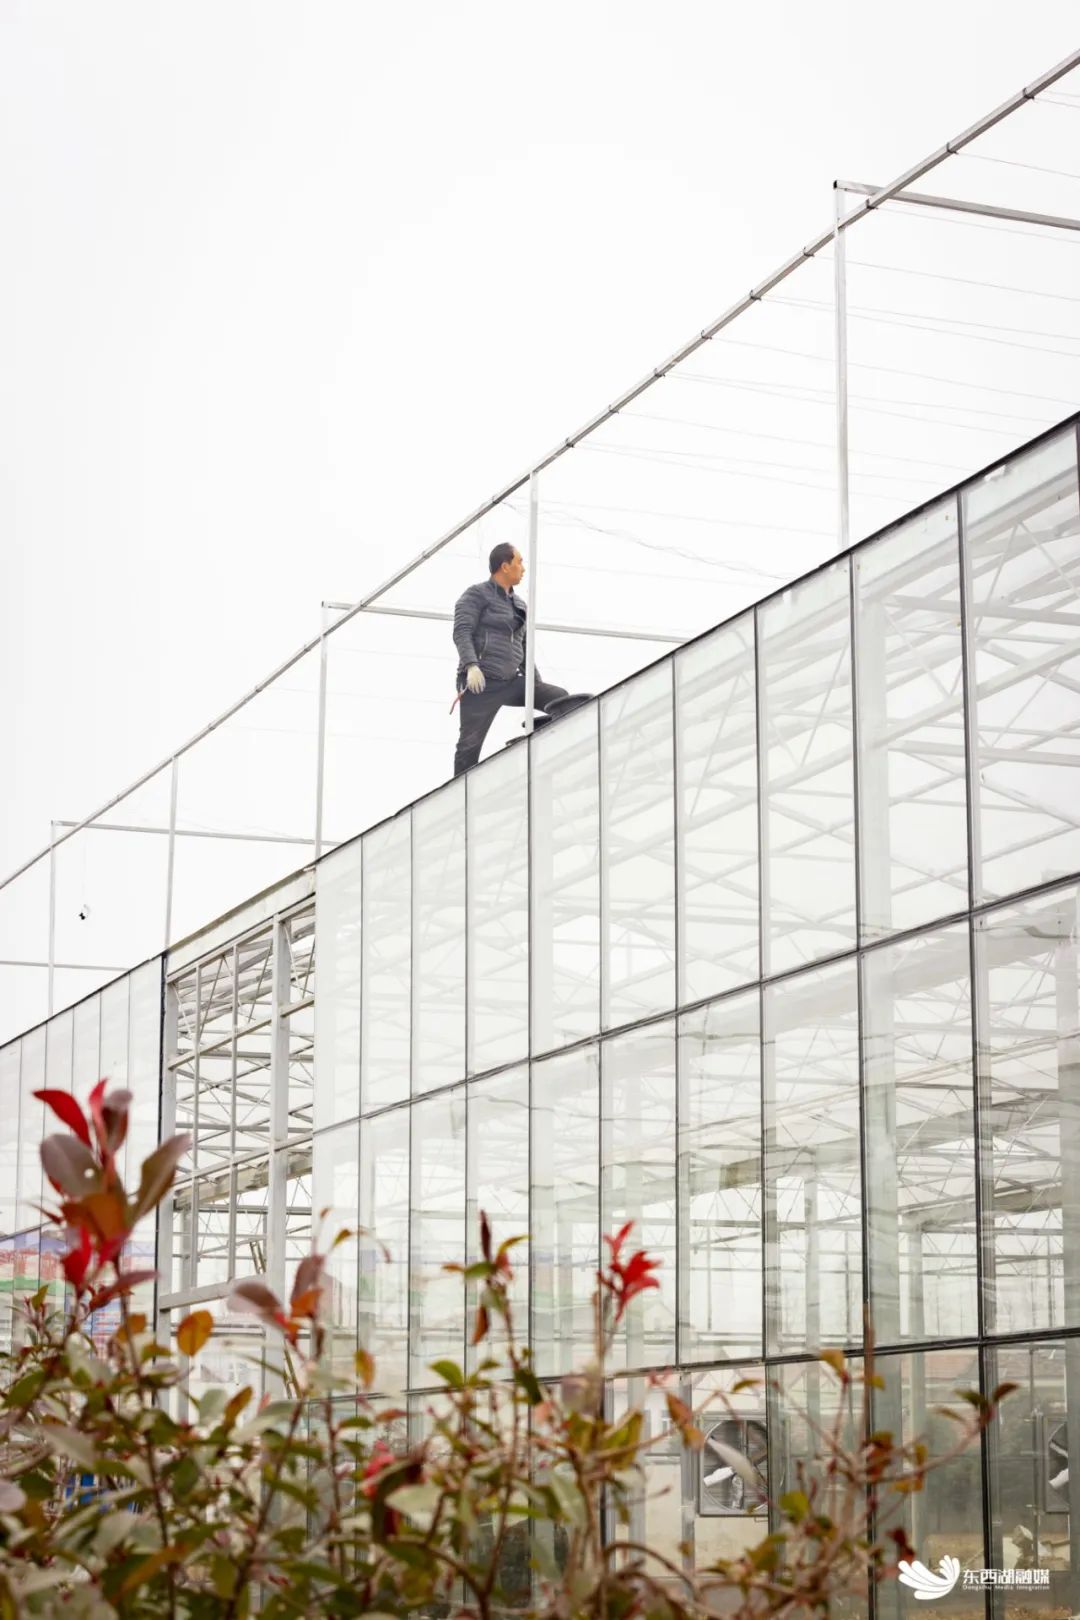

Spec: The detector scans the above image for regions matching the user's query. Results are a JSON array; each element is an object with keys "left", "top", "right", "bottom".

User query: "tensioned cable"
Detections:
[
  {"left": 502, "top": 494, "right": 833, "bottom": 539},
  {"left": 576, "top": 440, "right": 944, "bottom": 488},
  {"left": 957, "top": 151, "right": 1080, "bottom": 184},
  {"left": 835, "top": 255, "right": 1080, "bottom": 306},
  {"left": 579, "top": 443, "right": 930, "bottom": 499},
  {"left": 689, "top": 337, "right": 1080, "bottom": 408},
  {"left": 532, "top": 504, "right": 812, "bottom": 560},
  {"left": 622, "top": 412, "right": 971, "bottom": 475},
  {"left": 881, "top": 205, "right": 1080, "bottom": 246},
  {"left": 665, "top": 376, "right": 1055, "bottom": 429},
  {"left": 771, "top": 296, "right": 1080, "bottom": 356}
]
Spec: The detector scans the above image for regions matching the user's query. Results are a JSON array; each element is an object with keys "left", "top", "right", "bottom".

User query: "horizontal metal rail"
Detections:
[{"left": 323, "top": 600, "right": 688, "bottom": 645}]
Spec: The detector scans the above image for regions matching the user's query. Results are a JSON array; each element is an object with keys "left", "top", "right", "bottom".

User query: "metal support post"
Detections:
[
  {"left": 833, "top": 182, "right": 850, "bottom": 555},
  {"left": 47, "top": 822, "right": 57, "bottom": 1016},
  {"left": 524, "top": 471, "right": 540, "bottom": 733},
  {"left": 164, "top": 758, "right": 178, "bottom": 949},
  {"left": 315, "top": 606, "right": 329, "bottom": 859}
]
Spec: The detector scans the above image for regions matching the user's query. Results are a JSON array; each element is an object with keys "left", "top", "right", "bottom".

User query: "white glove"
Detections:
[{"left": 466, "top": 665, "right": 486, "bottom": 694}]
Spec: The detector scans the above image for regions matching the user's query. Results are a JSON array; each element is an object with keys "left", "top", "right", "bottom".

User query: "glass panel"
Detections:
[
  {"left": 988, "top": 1340, "right": 1080, "bottom": 1613},
  {"left": 676, "top": 612, "right": 759, "bottom": 999},
  {"left": 770, "top": 1358, "right": 866, "bottom": 1618},
  {"left": 314, "top": 838, "right": 362, "bottom": 1129},
  {"left": 977, "top": 885, "right": 1080, "bottom": 1336},
  {"left": 965, "top": 431, "right": 1080, "bottom": 902},
  {"left": 0, "top": 1044, "right": 19, "bottom": 1237},
  {"left": 45, "top": 1010, "right": 73, "bottom": 1096},
  {"left": 601, "top": 665, "right": 676, "bottom": 1027},
  {"left": 410, "top": 1090, "right": 466, "bottom": 1385},
  {"left": 531, "top": 706, "right": 600, "bottom": 1053},
  {"left": 875, "top": 1348, "right": 983, "bottom": 1620},
  {"left": 759, "top": 559, "right": 856, "bottom": 974},
  {"left": 684, "top": 1366, "right": 770, "bottom": 1564},
  {"left": 532, "top": 1044, "right": 599, "bottom": 1378},
  {"left": 358, "top": 1107, "right": 409, "bottom": 1394},
  {"left": 467, "top": 1068, "right": 528, "bottom": 1365},
  {"left": 602, "top": 1022, "right": 677, "bottom": 1371},
  {"left": 100, "top": 977, "right": 130, "bottom": 1088},
  {"left": 412, "top": 782, "right": 466, "bottom": 1095},
  {"left": 864, "top": 924, "right": 977, "bottom": 1345},
  {"left": 361, "top": 816, "right": 411, "bottom": 1112},
  {"left": 467, "top": 745, "right": 529, "bottom": 1073},
  {"left": 311, "top": 1124, "right": 359, "bottom": 1378},
  {"left": 855, "top": 499, "right": 969, "bottom": 941},
  {"left": 679, "top": 989, "right": 762, "bottom": 1363},
  {"left": 764, "top": 959, "right": 861, "bottom": 1355},
  {"left": 72, "top": 995, "right": 101, "bottom": 1095},
  {"left": 128, "top": 961, "right": 162, "bottom": 1170},
  {"left": 16, "top": 1027, "right": 45, "bottom": 1233},
  {"left": 607, "top": 1378, "right": 684, "bottom": 1574}
]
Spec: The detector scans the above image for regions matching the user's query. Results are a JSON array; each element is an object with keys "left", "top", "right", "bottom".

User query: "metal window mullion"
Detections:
[{"left": 957, "top": 492, "right": 982, "bottom": 910}]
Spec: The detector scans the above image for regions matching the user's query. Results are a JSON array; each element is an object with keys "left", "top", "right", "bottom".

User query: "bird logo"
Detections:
[{"left": 897, "top": 1556, "right": 961, "bottom": 1600}]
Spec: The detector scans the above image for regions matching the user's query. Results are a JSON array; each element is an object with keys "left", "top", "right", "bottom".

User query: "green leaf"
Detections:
[
  {"left": 779, "top": 1489, "right": 809, "bottom": 1523},
  {"left": 513, "top": 1364, "right": 546, "bottom": 1406},
  {"left": 429, "top": 1358, "right": 464, "bottom": 1388}
]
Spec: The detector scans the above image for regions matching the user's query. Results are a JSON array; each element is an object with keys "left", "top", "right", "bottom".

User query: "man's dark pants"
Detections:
[{"left": 454, "top": 674, "right": 569, "bottom": 776}]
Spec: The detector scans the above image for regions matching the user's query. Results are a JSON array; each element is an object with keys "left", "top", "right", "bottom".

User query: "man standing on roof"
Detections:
[{"left": 452, "top": 543, "right": 568, "bottom": 776}]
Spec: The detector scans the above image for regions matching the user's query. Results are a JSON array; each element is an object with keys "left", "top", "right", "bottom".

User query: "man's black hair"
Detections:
[{"left": 488, "top": 542, "right": 517, "bottom": 576}]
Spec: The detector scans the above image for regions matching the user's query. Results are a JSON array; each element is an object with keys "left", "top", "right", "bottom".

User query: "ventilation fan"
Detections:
[{"left": 698, "top": 1413, "right": 769, "bottom": 1517}]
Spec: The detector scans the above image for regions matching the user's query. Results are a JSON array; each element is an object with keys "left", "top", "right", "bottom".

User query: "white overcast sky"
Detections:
[{"left": 3, "top": 0, "right": 1080, "bottom": 885}]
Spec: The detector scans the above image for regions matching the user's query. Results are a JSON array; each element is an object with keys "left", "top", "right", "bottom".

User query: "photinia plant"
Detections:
[{"left": 0, "top": 1084, "right": 1009, "bottom": 1619}]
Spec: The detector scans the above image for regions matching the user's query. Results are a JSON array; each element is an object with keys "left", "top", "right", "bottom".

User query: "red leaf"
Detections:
[
  {"left": 480, "top": 1210, "right": 492, "bottom": 1263},
  {"left": 34, "top": 1091, "right": 91, "bottom": 1148},
  {"left": 88, "top": 1079, "right": 109, "bottom": 1152},
  {"left": 88, "top": 1269, "right": 158, "bottom": 1312},
  {"left": 61, "top": 1229, "right": 94, "bottom": 1291},
  {"left": 130, "top": 1134, "right": 191, "bottom": 1224},
  {"left": 290, "top": 1254, "right": 325, "bottom": 1311},
  {"left": 604, "top": 1221, "right": 634, "bottom": 1262}
]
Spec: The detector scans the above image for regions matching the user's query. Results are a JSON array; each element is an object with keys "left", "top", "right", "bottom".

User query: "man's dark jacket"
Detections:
[{"left": 453, "top": 579, "right": 541, "bottom": 692}]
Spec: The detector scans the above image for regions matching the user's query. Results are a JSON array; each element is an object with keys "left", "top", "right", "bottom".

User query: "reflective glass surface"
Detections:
[
  {"left": 410, "top": 1089, "right": 466, "bottom": 1384},
  {"left": 864, "top": 924, "right": 978, "bottom": 1344},
  {"left": 358, "top": 1106, "right": 410, "bottom": 1394},
  {"left": 531, "top": 706, "right": 600, "bottom": 1053},
  {"left": 759, "top": 561, "right": 856, "bottom": 974},
  {"left": 412, "top": 781, "right": 466, "bottom": 1094},
  {"left": 532, "top": 1044, "right": 600, "bottom": 1377},
  {"left": 467, "top": 1067, "right": 528, "bottom": 1362},
  {"left": 965, "top": 431, "right": 1080, "bottom": 902},
  {"left": 676, "top": 612, "right": 759, "bottom": 999},
  {"left": 314, "top": 838, "right": 362, "bottom": 1128},
  {"left": 468, "top": 746, "right": 529, "bottom": 1073},
  {"left": 855, "top": 499, "right": 969, "bottom": 940},
  {"left": 764, "top": 960, "right": 861, "bottom": 1354},
  {"left": 679, "top": 989, "right": 762, "bottom": 1363},
  {"left": 602, "top": 1022, "right": 677, "bottom": 1370},
  {"left": 977, "top": 884, "right": 1080, "bottom": 1335},
  {"left": 601, "top": 664, "right": 676, "bottom": 1026},
  {"left": 362, "top": 817, "right": 411, "bottom": 1111}
]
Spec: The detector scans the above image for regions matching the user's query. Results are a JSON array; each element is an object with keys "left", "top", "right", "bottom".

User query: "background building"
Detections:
[{"left": 3, "top": 50, "right": 1080, "bottom": 1618}]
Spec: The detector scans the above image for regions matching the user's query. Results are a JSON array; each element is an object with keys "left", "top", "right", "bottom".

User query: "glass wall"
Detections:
[{"left": 7, "top": 416, "right": 1077, "bottom": 1589}]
